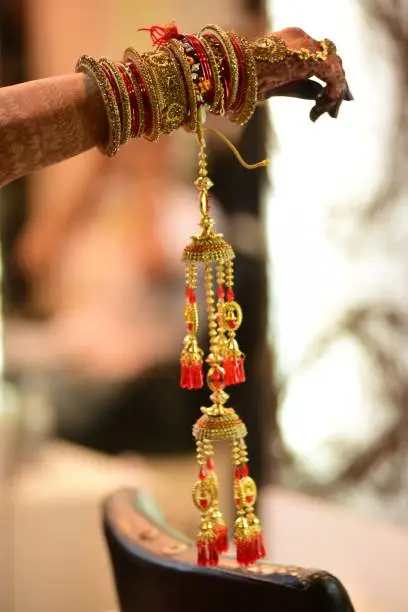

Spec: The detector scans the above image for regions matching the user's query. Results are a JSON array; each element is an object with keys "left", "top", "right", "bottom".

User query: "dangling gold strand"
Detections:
[{"left": 205, "top": 126, "right": 269, "bottom": 170}]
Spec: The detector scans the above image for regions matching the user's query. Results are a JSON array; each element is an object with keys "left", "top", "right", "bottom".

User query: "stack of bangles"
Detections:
[{"left": 75, "top": 23, "right": 337, "bottom": 156}]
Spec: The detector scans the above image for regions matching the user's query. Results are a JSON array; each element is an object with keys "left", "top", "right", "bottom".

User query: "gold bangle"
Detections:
[
  {"left": 142, "top": 50, "right": 166, "bottom": 137},
  {"left": 100, "top": 57, "right": 132, "bottom": 145},
  {"left": 76, "top": 54, "right": 121, "bottom": 157},
  {"left": 139, "top": 53, "right": 162, "bottom": 142},
  {"left": 145, "top": 48, "right": 187, "bottom": 134},
  {"left": 198, "top": 35, "right": 224, "bottom": 116},
  {"left": 199, "top": 25, "right": 239, "bottom": 111},
  {"left": 124, "top": 47, "right": 161, "bottom": 142},
  {"left": 164, "top": 47, "right": 189, "bottom": 130},
  {"left": 227, "top": 32, "right": 257, "bottom": 126},
  {"left": 122, "top": 62, "right": 145, "bottom": 139},
  {"left": 167, "top": 38, "right": 198, "bottom": 133}
]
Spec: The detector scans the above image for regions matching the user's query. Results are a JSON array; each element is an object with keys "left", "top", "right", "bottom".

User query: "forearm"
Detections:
[{"left": 0, "top": 73, "right": 106, "bottom": 188}]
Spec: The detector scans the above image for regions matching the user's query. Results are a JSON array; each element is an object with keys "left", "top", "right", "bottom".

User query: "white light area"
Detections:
[
  {"left": 266, "top": 0, "right": 401, "bottom": 475},
  {"left": 280, "top": 337, "right": 395, "bottom": 479}
]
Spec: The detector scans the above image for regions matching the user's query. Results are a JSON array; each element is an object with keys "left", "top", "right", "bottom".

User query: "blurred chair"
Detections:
[{"left": 103, "top": 488, "right": 355, "bottom": 612}]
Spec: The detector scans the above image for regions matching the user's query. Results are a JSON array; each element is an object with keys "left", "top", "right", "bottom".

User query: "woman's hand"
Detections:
[{"left": 254, "top": 27, "right": 353, "bottom": 121}]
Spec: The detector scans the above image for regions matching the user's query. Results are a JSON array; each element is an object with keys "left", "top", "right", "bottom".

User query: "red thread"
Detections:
[{"left": 138, "top": 23, "right": 180, "bottom": 47}]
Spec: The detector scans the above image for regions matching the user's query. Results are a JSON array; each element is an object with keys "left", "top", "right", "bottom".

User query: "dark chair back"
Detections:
[{"left": 103, "top": 488, "right": 355, "bottom": 612}]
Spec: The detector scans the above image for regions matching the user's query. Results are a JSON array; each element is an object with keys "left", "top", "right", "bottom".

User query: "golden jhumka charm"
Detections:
[{"left": 180, "top": 111, "right": 265, "bottom": 568}]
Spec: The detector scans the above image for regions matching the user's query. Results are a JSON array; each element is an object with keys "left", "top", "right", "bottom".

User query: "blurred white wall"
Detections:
[{"left": 266, "top": 0, "right": 408, "bottom": 518}]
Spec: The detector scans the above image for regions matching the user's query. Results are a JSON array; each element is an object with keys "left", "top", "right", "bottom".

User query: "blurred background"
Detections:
[{"left": 1, "top": 0, "right": 408, "bottom": 611}]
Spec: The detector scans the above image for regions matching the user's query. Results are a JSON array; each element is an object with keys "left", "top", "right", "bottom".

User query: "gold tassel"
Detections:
[{"left": 232, "top": 440, "right": 266, "bottom": 566}]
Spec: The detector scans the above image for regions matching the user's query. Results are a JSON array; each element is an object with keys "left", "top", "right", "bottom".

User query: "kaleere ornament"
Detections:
[
  {"left": 75, "top": 20, "right": 348, "bottom": 569},
  {"left": 185, "top": 109, "right": 267, "bottom": 567},
  {"left": 165, "top": 22, "right": 270, "bottom": 565}
]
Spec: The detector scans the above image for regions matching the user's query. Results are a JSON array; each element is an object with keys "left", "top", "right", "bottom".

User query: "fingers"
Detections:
[
  {"left": 259, "top": 76, "right": 353, "bottom": 122},
  {"left": 309, "top": 52, "right": 354, "bottom": 121},
  {"left": 310, "top": 93, "right": 337, "bottom": 122},
  {"left": 310, "top": 88, "right": 351, "bottom": 122}
]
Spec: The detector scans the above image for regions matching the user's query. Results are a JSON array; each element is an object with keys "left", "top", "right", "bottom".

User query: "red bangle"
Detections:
[
  {"left": 126, "top": 60, "right": 152, "bottom": 135},
  {"left": 116, "top": 62, "right": 139, "bottom": 137},
  {"left": 186, "top": 35, "right": 214, "bottom": 104},
  {"left": 203, "top": 33, "right": 230, "bottom": 107}
]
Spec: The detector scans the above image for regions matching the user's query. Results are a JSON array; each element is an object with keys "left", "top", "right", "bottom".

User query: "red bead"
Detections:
[
  {"left": 241, "top": 463, "right": 249, "bottom": 477},
  {"left": 245, "top": 495, "right": 254, "bottom": 504},
  {"left": 186, "top": 287, "right": 196, "bottom": 304},
  {"left": 217, "top": 285, "right": 225, "bottom": 299},
  {"left": 234, "top": 465, "right": 241, "bottom": 480},
  {"left": 211, "top": 369, "right": 225, "bottom": 390},
  {"left": 227, "top": 319, "right": 236, "bottom": 330},
  {"left": 199, "top": 499, "right": 209, "bottom": 509},
  {"left": 199, "top": 466, "right": 207, "bottom": 480},
  {"left": 206, "top": 456, "right": 214, "bottom": 471},
  {"left": 227, "top": 287, "right": 235, "bottom": 301}
]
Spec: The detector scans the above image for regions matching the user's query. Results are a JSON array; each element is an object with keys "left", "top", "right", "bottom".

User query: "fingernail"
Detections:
[
  {"left": 309, "top": 108, "right": 320, "bottom": 122},
  {"left": 330, "top": 99, "right": 342, "bottom": 118}
]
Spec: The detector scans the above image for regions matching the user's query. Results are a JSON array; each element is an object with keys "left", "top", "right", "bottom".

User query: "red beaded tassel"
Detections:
[
  {"left": 222, "top": 260, "right": 246, "bottom": 386},
  {"left": 180, "top": 264, "right": 204, "bottom": 390},
  {"left": 232, "top": 440, "right": 266, "bottom": 567},
  {"left": 194, "top": 441, "right": 227, "bottom": 566}
]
